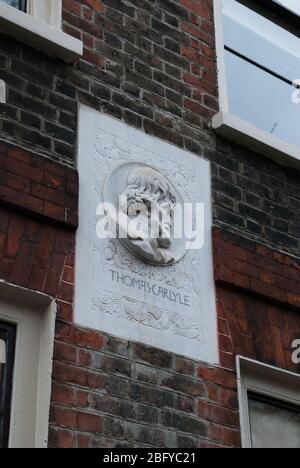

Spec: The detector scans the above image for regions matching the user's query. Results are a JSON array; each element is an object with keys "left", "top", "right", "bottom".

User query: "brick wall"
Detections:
[
  {"left": 213, "top": 228, "right": 300, "bottom": 373},
  {"left": 0, "top": 0, "right": 300, "bottom": 256},
  {"left": 0, "top": 0, "right": 300, "bottom": 449},
  {"left": 0, "top": 140, "right": 78, "bottom": 227},
  {"left": 0, "top": 143, "right": 76, "bottom": 297},
  {"left": 47, "top": 226, "right": 300, "bottom": 449},
  {"left": 50, "top": 326, "right": 240, "bottom": 448}
]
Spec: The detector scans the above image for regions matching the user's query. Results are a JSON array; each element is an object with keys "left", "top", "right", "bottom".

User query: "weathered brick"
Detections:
[
  {"left": 132, "top": 343, "right": 172, "bottom": 369},
  {"left": 162, "top": 410, "right": 208, "bottom": 437},
  {"left": 161, "top": 374, "right": 207, "bottom": 397}
]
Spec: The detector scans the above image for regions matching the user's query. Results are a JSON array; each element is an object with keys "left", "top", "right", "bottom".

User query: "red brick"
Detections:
[
  {"left": 62, "top": 266, "right": 74, "bottom": 284},
  {"left": 222, "top": 427, "right": 241, "bottom": 447},
  {"left": 219, "top": 389, "right": 238, "bottom": 410},
  {"left": 180, "top": 0, "right": 212, "bottom": 20},
  {"left": 74, "top": 390, "right": 89, "bottom": 408},
  {"left": 57, "top": 301, "right": 73, "bottom": 321},
  {"left": 63, "top": 0, "right": 82, "bottom": 16},
  {"left": 76, "top": 434, "right": 90, "bottom": 448},
  {"left": 287, "top": 293, "right": 300, "bottom": 308},
  {"left": 219, "top": 352, "right": 236, "bottom": 371},
  {"left": 53, "top": 362, "right": 105, "bottom": 390},
  {"left": 50, "top": 407, "right": 78, "bottom": 430},
  {"left": 58, "top": 281, "right": 74, "bottom": 303},
  {"left": 181, "top": 21, "right": 214, "bottom": 45},
  {"left": 77, "top": 412, "right": 102, "bottom": 433},
  {"left": 197, "top": 367, "right": 236, "bottom": 390},
  {"left": 44, "top": 253, "right": 66, "bottom": 296},
  {"left": 49, "top": 428, "right": 74, "bottom": 448},
  {"left": 54, "top": 341, "right": 77, "bottom": 364},
  {"left": 7, "top": 145, "right": 31, "bottom": 163},
  {"left": 218, "top": 318, "right": 230, "bottom": 335},
  {"left": 78, "top": 349, "right": 92, "bottom": 367},
  {"left": 219, "top": 334, "right": 233, "bottom": 353},
  {"left": 197, "top": 401, "right": 239, "bottom": 427},
  {"left": 81, "top": 0, "right": 103, "bottom": 12},
  {"left": 51, "top": 382, "right": 74, "bottom": 406},
  {"left": 6, "top": 214, "right": 25, "bottom": 258},
  {"left": 55, "top": 323, "right": 105, "bottom": 350}
]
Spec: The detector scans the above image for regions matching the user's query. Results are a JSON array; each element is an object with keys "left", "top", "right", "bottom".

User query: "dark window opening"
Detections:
[{"left": 0, "top": 322, "right": 16, "bottom": 449}]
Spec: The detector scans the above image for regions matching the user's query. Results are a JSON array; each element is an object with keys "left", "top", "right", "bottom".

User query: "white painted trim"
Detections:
[
  {"left": 237, "top": 356, "right": 300, "bottom": 449},
  {"left": 0, "top": 79, "right": 6, "bottom": 104},
  {"left": 0, "top": 1, "right": 82, "bottom": 62},
  {"left": 0, "top": 338, "right": 5, "bottom": 363},
  {"left": 27, "top": 0, "right": 62, "bottom": 29},
  {"left": 212, "top": 111, "right": 300, "bottom": 170},
  {"left": 0, "top": 280, "right": 56, "bottom": 448},
  {"left": 213, "top": 0, "right": 229, "bottom": 112},
  {"left": 212, "top": 0, "right": 300, "bottom": 169}
]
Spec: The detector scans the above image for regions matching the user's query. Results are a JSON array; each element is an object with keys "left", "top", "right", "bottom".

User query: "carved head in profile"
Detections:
[{"left": 119, "top": 166, "right": 177, "bottom": 265}]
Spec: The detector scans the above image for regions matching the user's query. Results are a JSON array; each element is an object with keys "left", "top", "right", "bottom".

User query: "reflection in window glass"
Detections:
[
  {"left": 249, "top": 395, "right": 300, "bottom": 448},
  {"left": 0, "top": 323, "right": 16, "bottom": 449},
  {"left": 225, "top": 51, "right": 300, "bottom": 147},
  {"left": 222, "top": 0, "right": 300, "bottom": 147},
  {"left": 0, "top": 0, "right": 27, "bottom": 11}
]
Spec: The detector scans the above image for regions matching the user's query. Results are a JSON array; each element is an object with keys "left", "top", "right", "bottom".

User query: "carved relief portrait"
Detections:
[
  {"left": 104, "top": 162, "right": 187, "bottom": 266},
  {"left": 76, "top": 108, "right": 218, "bottom": 362}
]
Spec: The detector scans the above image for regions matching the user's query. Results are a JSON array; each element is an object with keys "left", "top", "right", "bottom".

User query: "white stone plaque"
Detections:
[{"left": 75, "top": 105, "right": 218, "bottom": 363}]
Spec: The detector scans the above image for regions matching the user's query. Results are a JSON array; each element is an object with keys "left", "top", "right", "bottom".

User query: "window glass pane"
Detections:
[
  {"left": 249, "top": 395, "right": 300, "bottom": 449},
  {"left": 222, "top": 0, "right": 300, "bottom": 81},
  {"left": 0, "top": 0, "right": 26, "bottom": 11},
  {"left": 225, "top": 50, "right": 300, "bottom": 147},
  {"left": 0, "top": 322, "right": 16, "bottom": 449},
  {"left": 222, "top": 0, "right": 300, "bottom": 147}
]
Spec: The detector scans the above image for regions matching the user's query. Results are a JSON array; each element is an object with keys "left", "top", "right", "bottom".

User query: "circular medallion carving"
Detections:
[{"left": 104, "top": 162, "right": 187, "bottom": 266}]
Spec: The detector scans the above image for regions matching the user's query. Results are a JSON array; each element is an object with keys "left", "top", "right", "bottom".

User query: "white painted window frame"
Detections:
[
  {"left": 0, "top": 280, "right": 56, "bottom": 448},
  {"left": 0, "top": 79, "right": 6, "bottom": 103},
  {"left": 0, "top": 0, "right": 82, "bottom": 62},
  {"left": 212, "top": 0, "right": 300, "bottom": 170},
  {"left": 237, "top": 356, "right": 300, "bottom": 449},
  {"left": 27, "top": 0, "right": 62, "bottom": 28}
]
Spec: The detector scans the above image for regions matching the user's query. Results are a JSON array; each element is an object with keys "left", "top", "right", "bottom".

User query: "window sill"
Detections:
[
  {"left": 212, "top": 111, "right": 300, "bottom": 171},
  {"left": 0, "top": 2, "right": 82, "bottom": 63}
]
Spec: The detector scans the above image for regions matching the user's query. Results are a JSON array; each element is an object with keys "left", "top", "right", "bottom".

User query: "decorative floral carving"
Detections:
[{"left": 92, "top": 291, "right": 202, "bottom": 340}]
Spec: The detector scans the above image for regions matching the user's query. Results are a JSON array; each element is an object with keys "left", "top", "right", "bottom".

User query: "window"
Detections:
[
  {"left": 27, "top": 0, "right": 62, "bottom": 28},
  {"left": 0, "top": 0, "right": 60, "bottom": 24},
  {"left": 213, "top": 0, "right": 300, "bottom": 169},
  {"left": 0, "top": 0, "right": 82, "bottom": 62},
  {"left": 0, "top": 322, "right": 16, "bottom": 449},
  {"left": 1, "top": 1, "right": 26, "bottom": 12},
  {"left": 237, "top": 356, "right": 300, "bottom": 448},
  {"left": 248, "top": 393, "right": 300, "bottom": 449},
  {"left": 0, "top": 281, "right": 56, "bottom": 448}
]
